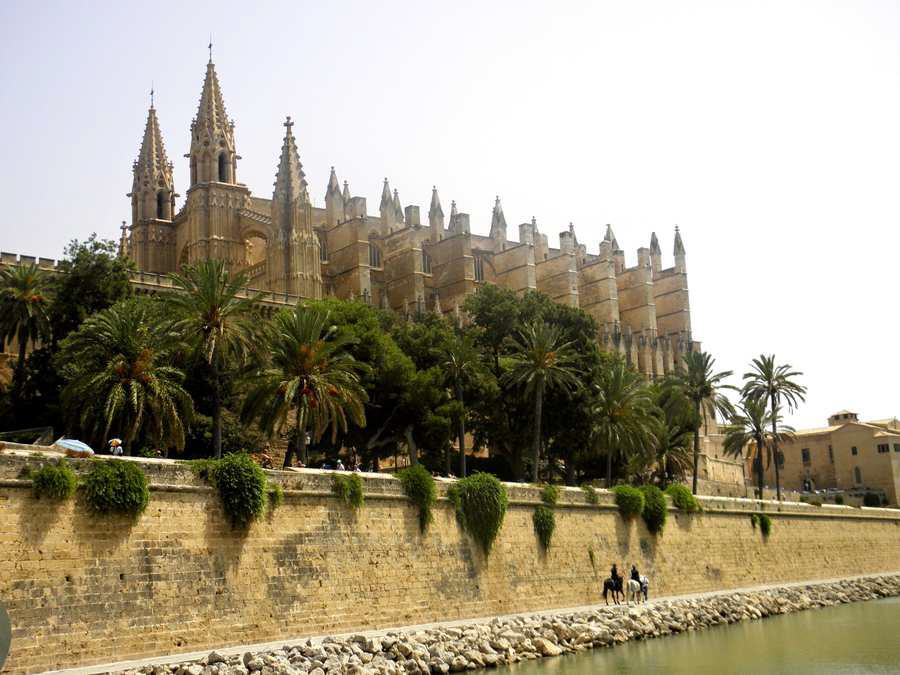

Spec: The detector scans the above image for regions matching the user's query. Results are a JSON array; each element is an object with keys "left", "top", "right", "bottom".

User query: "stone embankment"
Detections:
[{"left": 116, "top": 575, "right": 899, "bottom": 675}]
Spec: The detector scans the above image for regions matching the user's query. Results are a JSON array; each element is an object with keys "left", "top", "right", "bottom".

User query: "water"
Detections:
[{"left": 497, "top": 597, "right": 900, "bottom": 675}]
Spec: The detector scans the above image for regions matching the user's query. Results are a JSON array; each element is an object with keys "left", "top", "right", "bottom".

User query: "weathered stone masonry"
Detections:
[{"left": 1, "top": 455, "right": 898, "bottom": 673}]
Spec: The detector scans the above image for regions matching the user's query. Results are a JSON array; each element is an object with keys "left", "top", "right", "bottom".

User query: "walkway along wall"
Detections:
[{"left": 1, "top": 454, "right": 899, "bottom": 673}]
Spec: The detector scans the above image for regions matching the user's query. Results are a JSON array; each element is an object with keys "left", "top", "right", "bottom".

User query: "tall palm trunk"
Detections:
[
  {"left": 456, "top": 381, "right": 466, "bottom": 478},
  {"left": 605, "top": 448, "right": 613, "bottom": 488},
  {"left": 13, "top": 337, "right": 28, "bottom": 402},
  {"left": 754, "top": 439, "right": 765, "bottom": 499},
  {"left": 211, "top": 360, "right": 223, "bottom": 459},
  {"left": 691, "top": 399, "right": 701, "bottom": 495},
  {"left": 769, "top": 392, "right": 781, "bottom": 501},
  {"left": 531, "top": 376, "right": 545, "bottom": 483}
]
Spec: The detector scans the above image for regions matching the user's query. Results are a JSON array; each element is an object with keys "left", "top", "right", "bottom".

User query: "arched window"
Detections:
[
  {"left": 422, "top": 249, "right": 431, "bottom": 274},
  {"left": 854, "top": 467, "right": 862, "bottom": 484},
  {"left": 190, "top": 157, "right": 198, "bottom": 184},
  {"left": 218, "top": 153, "right": 228, "bottom": 182},
  {"left": 369, "top": 243, "right": 382, "bottom": 268},
  {"left": 318, "top": 234, "right": 328, "bottom": 262},
  {"left": 473, "top": 255, "right": 484, "bottom": 282},
  {"left": 156, "top": 191, "right": 166, "bottom": 219}
]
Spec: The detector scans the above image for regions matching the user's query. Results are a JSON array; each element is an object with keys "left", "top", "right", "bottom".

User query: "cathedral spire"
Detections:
[
  {"left": 429, "top": 186, "right": 443, "bottom": 219},
  {"left": 604, "top": 224, "right": 620, "bottom": 250},
  {"left": 650, "top": 231, "right": 661, "bottom": 255},
  {"left": 380, "top": 178, "right": 392, "bottom": 212},
  {"left": 134, "top": 103, "right": 171, "bottom": 181},
  {"left": 342, "top": 180, "right": 351, "bottom": 203},
  {"left": 490, "top": 196, "right": 508, "bottom": 250},
  {"left": 326, "top": 166, "right": 340, "bottom": 196},
  {"left": 272, "top": 116, "right": 307, "bottom": 203},
  {"left": 392, "top": 188, "right": 404, "bottom": 224},
  {"left": 673, "top": 225, "right": 685, "bottom": 255},
  {"left": 189, "top": 58, "right": 236, "bottom": 185}
]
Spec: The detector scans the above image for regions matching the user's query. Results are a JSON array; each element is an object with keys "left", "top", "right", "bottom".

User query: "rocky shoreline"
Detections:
[{"left": 120, "top": 575, "right": 900, "bottom": 675}]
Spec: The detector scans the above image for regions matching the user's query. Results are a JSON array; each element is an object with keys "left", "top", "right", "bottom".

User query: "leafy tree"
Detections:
[
  {"left": 241, "top": 306, "right": 367, "bottom": 468},
  {"left": 590, "top": 357, "right": 656, "bottom": 486},
  {"left": 502, "top": 321, "right": 581, "bottom": 483},
  {"left": 742, "top": 354, "right": 806, "bottom": 501},
  {"left": 50, "top": 235, "right": 133, "bottom": 343},
  {"left": 723, "top": 397, "right": 794, "bottom": 499},
  {"left": 665, "top": 351, "right": 735, "bottom": 495},
  {"left": 0, "top": 263, "right": 51, "bottom": 379},
  {"left": 57, "top": 298, "right": 193, "bottom": 452},
  {"left": 648, "top": 381, "right": 696, "bottom": 485},
  {"left": 165, "top": 260, "right": 258, "bottom": 458}
]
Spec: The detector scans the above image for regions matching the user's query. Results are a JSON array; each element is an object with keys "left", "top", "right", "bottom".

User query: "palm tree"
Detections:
[
  {"left": 0, "top": 263, "right": 51, "bottom": 380},
  {"left": 442, "top": 332, "right": 481, "bottom": 477},
  {"left": 165, "top": 260, "right": 258, "bottom": 458},
  {"left": 591, "top": 359, "right": 656, "bottom": 486},
  {"left": 241, "top": 306, "right": 367, "bottom": 468},
  {"left": 742, "top": 354, "right": 806, "bottom": 501},
  {"left": 723, "top": 398, "right": 795, "bottom": 499},
  {"left": 649, "top": 383, "right": 695, "bottom": 485},
  {"left": 666, "top": 351, "right": 735, "bottom": 495},
  {"left": 501, "top": 321, "right": 581, "bottom": 483},
  {"left": 58, "top": 299, "right": 193, "bottom": 452}
]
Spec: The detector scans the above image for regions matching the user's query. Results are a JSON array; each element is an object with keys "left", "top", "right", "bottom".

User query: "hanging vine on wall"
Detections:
[
  {"left": 448, "top": 473, "right": 508, "bottom": 556},
  {"left": 397, "top": 464, "right": 436, "bottom": 532}
]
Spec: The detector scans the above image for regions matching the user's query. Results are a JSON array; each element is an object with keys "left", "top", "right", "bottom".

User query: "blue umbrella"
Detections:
[{"left": 54, "top": 439, "right": 95, "bottom": 456}]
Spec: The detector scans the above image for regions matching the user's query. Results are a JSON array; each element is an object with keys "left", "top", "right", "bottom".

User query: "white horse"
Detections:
[{"left": 626, "top": 576, "right": 650, "bottom": 604}]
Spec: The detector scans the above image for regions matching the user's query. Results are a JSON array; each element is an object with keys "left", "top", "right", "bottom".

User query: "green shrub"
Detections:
[
  {"left": 268, "top": 482, "right": 284, "bottom": 510},
  {"left": 581, "top": 484, "right": 598, "bottom": 505},
  {"left": 540, "top": 484, "right": 560, "bottom": 506},
  {"left": 640, "top": 485, "right": 667, "bottom": 534},
  {"left": 397, "top": 464, "right": 436, "bottom": 532},
  {"left": 532, "top": 504, "right": 555, "bottom": 549},
  {"left": 759, "top": 513, "right": 772, "bottom": 537},
  {"left": 332, "top": 473, "right": 365, "bottom": 509},
  {"left": 834, "top": 495, "right": 844, "bottom": 505},
  {"left": 750, "top": 513, "right": 760, "bottom": 528},
  {"left": 30, "top": 460, "right": 77, "bottom": 501},
  {"left": 863, "top": 492, "right": 881, "bottom": 507},
  {"left": 81, "top": 460, "right": 149, "bottom": 516},
  {"left": 450, "top": 473, "right": 508, "bottom": 555},
  {"left": 665, "top": 484, "right": 700, "bottom": 512},
  {"left": 209, "top": 453, "right": 268, "bottom": 527},
  {"left": 613, "top": 485, "right": 645, "bottom": 519}
]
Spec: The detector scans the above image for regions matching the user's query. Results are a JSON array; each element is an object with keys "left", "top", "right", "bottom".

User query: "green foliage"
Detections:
[
  {"left": 863, "top": 492, "right": 881, "bottom": 507},
  {"left": 665, "top": 483, "right": 701, "bottom": 512},
  {"left": 397, "top": 464, "right": 437, "bottom": 532},
  {"left": 640, "top": 484, "right": 667, "bottom": 534},
  {"left": 540, "top": 483, "right": 560, "bottom": 506},
  {"left": 759, "top": 513, "right": 772, "bottom": 537},
  {"left": 208, "top": 453, "right": 268, "bottom": 527},
  {"left": 332, "top": 472, "right": 365, "bottom": 509},
  {"left": 750, "top": 513, "right": 760, "bottom": 528},
  {"left": 450, "top": 473, "right": 509, "bottom": 555},
  {"left": 30, "top": 460, "right": 77, "bottom": 500},
  {"left": 613, "top": 485, "right": 645, "bottom": 519},
  {"left": 81, "top": 460, "right": 149, "bottom": 516},
  {"left": 834, "top": 495, "right": 844, "bottom": 505},
  {"left": 532, "top": 504, "right": 555, "bottom": 550},
  {"left": 268, "top": 482, "right": 284, "bottom": 510},
  {"left": 581, "top": 484, "right": 599, "bottom": 505},
  {"left": 184, "top": 411, "right": 267, "bottom": 459}
]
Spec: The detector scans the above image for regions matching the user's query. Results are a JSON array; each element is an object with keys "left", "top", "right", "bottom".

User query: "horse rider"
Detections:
[
  {"left": 611, "top": 564, "right": 621, "bottom": 588},
  {"left": 630, "top": 564, "right": 640, "bottom": 584}
]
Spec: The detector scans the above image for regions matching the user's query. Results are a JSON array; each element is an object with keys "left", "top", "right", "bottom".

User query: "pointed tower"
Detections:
[
  {"left": 180, "top": 57, "right": 250, "bottom": 268},
  {"left": 489, "top": 196, "right": 507, "bottom": 252},
  {"left": 342, "top": 180, "right": 352, "bottom": 220},
  {"left": 428, "top": 186, "right": 444, "bottom": 243},
  {"left": 649, "top": 232, "right": 662, "bottom": 275},
  {"left": 127, "top": 98, "right": 176, "bottom": 272},
  {"left": 605, "top": 224, "right": 625, "bottom": 273},
  {"left": 379, "top": 178, "right": 398, "bottom": 231},
  {"left": 448, "top": 200, "right": 458, "bottom": 233},
  {"left": 392, "top": 189, "right": 405, "bottom": 226},
  {"left": 673, "top": 225, "right": 686, "bottom": 273},
  {"left": 267, "top": 117, "right": 322, "bottom": 299},
  {"left": 325, "top": 167, "right": 344, "bottom": 227}
]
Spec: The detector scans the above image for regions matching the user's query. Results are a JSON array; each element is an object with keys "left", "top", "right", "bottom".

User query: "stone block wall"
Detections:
[{"left": 1, "top": 455, "right": 898, "bottom": 673}]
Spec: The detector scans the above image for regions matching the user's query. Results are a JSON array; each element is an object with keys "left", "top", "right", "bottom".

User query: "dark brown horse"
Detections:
[{"left": 602, "top": 576, "right": 624, "bottom": 605}]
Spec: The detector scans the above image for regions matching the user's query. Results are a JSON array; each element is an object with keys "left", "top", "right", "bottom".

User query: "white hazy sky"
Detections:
[{"left": 1, "top": 0, "right": 898, "bottom": 428}]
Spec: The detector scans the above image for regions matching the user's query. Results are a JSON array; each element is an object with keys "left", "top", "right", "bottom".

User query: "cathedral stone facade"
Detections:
[{"left": 123, "top": 57, "right": 698, "bottom": 378}]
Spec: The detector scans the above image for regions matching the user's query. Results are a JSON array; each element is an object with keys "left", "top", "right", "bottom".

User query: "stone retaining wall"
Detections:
[{"left": 1, "top": 454, "right": 899, "bottom": 673}]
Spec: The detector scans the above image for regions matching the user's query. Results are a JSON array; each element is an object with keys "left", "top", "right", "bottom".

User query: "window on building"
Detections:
[
  {"left": 318, "top": 235, "right": 328, "bottom": 262},
  {"left": 369, "top": 243, "right": 381, "bottom": 268},
  {"left": 828, "top": 445, "right": 834, "bottom": 463},
  {"left": 851, "top": 446, "right": 858, "bottom": 456},
  {"left": 156, "top": 191, "right": 166, "bottom": 219},
  {"left": 894, "top": 443, "right": 900, "bottom": 453},
  {"left": 801, "top": 448, "right": 810, "bottom": 464},
  {"left": 853, "top": 466, "right": 862, "bottom": 484},
  {"left": 218, "top": 153, "right": 228, "bottom": 182},
  {"left": 877, "top": 443, "right": 889, "bottom": 453},
  {"left": 474, "top": 256, "right": 484, "bottom": 282},
  {"left": 422, "top": 250, "right": 432, "bottom": 274}
]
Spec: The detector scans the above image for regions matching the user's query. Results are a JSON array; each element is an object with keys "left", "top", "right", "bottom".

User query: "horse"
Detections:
[
  {"left": 602, "top": 577, "right": 624, "bottom": 605},
  {"left": 626, "top": 575, "right": 651, "bottom": 604}
]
